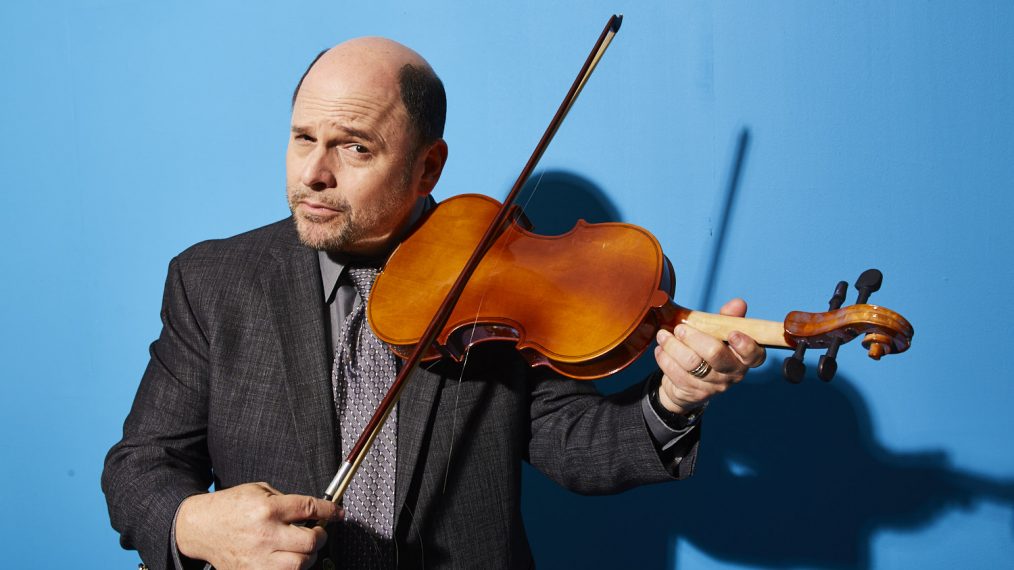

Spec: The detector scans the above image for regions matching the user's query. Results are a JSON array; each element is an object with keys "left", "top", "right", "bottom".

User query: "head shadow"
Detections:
[{"left": 518, "top": 129, "right": 1014, "bottom": 568}]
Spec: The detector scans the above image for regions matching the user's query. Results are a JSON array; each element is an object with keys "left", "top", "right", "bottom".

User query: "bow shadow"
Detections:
[{"left": 514, "top": 168, "right": 1014, "bottom": 569}]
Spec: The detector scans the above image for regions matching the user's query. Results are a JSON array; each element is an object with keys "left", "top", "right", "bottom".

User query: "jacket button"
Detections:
[{"left": 322, "top": 558, "right": 336, "bottom": 570}]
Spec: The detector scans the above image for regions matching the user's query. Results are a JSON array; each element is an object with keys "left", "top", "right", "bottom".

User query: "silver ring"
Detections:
[{"left": 689, "top": 359, "right": 712, "bottom": 378}]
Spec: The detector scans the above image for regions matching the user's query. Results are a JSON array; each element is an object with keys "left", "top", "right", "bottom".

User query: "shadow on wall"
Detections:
[
  {"left": 524, "top": 366, "right": 1014, "bottom": 569},
  {"left": 516, "top": 162, "right": 1014, "bottom": 569},
  {"left": 509, "top": 169, "right": 623, "bottom": 235}
]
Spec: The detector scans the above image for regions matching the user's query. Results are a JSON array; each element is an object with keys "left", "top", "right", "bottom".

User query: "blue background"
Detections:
[{"left": 2, "top": 1, "right": 1012, "bottom": 568}]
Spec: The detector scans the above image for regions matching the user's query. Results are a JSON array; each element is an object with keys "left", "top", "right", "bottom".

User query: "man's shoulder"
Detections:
[
  {"left": 165, "top": 218, "right": 311, "bottom": 296},
  {"left": 175, "top": 218, "right": 297, "bottom": 267},
  {"left": 159, "top": 217, "right": 311, "bottom": 312}
]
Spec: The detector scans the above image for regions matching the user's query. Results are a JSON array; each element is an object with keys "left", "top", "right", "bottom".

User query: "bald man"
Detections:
[{"left": 103, "top": 38, "right": 765, "bottom": 570}]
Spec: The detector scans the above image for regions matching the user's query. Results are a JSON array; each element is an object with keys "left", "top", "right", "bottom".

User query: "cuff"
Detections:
[
  {"left": 170, "top": 495, "right": 211, "bottom": 570},
  {"left": 641, "top": 391, "right": 698, "bottom": 452}
]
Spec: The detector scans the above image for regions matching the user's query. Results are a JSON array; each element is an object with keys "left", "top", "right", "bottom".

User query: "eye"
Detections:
[
  {"left": 295, "top": 133, "right": 315, "bottom": 143},
  {"left": 351, "top": 144, "right": 369, "bottom": 154}
]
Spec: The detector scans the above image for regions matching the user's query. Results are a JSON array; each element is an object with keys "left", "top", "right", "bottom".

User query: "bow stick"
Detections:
[{"left": 319, "top": 14, "right": 625, "bottom": 506}]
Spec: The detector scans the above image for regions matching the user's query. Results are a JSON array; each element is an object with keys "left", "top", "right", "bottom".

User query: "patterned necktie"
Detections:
[{"left": 331, "top": 266, "right": 398, "bottom": 569}]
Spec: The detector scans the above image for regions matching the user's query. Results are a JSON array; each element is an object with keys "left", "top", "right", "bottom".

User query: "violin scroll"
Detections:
[
  {"left": 783, "top": 305, "right": 913, "bottom": 355},
  {"left": 781, "top": 268, "right": 913, "bottom": 383}
]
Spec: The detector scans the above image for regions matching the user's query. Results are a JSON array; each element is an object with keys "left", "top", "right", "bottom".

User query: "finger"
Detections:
[
  {"left": 719, "top": 298, "right": 748, "bottom": 318},
  {"left": 656, "top": 329, "right": 715, "bottom": 375},
  {"left": 274, "top": 523, "right": 329, "bottom": 554},
  {"left": 267, "top": 551, "right": 315, "bottom": 570},
  {"left": 273, "top": 494, "right": 340, "bottom": 524},
  {"left": 256, "top": 481, "right": 283, "bottom": 496},
  {"left": 653, "top": 343, "right": 714, "bottom": 405},
  {"left": 727, "top": 330, "right": 767, "bottom": 368},
  {"left": 669, "top": 325, "right": 740, "bottom": 374},
  {"left": 653, "top": 356, "right": 711, "bottom": 408},
  {"left": 311, "top": 525, "right": 329, "bottom": 550}
]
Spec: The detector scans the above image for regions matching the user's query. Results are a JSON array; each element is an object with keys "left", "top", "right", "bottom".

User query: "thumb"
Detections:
[
  {"left": 274, "top": 494, "right": 340, "bottom": 524},
  {"left": 719, "top": 298, "right": 748, "bottom": 318}
]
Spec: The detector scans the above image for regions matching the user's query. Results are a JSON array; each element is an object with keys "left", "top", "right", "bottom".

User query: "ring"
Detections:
[{"left": 689, "top": 359, "right": 712, "bottom": 378}]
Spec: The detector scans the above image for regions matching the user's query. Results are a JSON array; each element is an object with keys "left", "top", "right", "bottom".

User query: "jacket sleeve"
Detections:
[
  {"left": 102, "top": 255, "right": 213, "bottom": 570},
  {"left": 526, "top": 370, "right": 699, "bottom": 495}
]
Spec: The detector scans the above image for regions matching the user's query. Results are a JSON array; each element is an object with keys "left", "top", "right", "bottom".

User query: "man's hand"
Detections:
[
  {"left": 175, "top": 481, "right": 343, "bottom": 570},
  {"left": 654, "top": 298, "right": 766, "bottom": 415}
]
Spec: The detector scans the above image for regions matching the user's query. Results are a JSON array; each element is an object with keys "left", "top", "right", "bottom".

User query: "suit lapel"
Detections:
[
  {"left": 395, "top": 361, "right": 443, "bottom": 527},
  {"left": 259, "top": 221, "right": 444, "bottom": 515},
  {"left": 262, "top": 222, "right": 338, "bottom": 495}
]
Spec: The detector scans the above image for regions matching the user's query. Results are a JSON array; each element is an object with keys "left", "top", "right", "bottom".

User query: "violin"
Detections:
[
  {"left": 316, "top": 14, "right": 913, "bottom": 506},
  {"left": 369, "top": 193, "right": 912, "bottom": 381}
]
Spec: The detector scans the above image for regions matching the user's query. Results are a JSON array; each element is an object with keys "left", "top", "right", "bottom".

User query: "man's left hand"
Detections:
[{"left": 653, "top": 298, "right": 766, "bottom": 416}]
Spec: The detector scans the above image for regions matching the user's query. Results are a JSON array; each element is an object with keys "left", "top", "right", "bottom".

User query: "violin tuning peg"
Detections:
[
  {"left": 782, "top": 343, "right": 807, "bottom": 384},
  {"left": 783, "top": 356, "right": 806, "bottom": 384},
  {"left": 808, "top": 279, "right": 848, "bottom": 382},
  {"left": 829, "top": 281, "right": 849, "bottom": 310},
  {"left": 862, "top": 332, "right": 894, "bottom": 360},
  {"left": 817, "top": 353, "right": 838, "bottom": 381},
  {"left": 818, "top": 336, "right": 842, "bottom": 382},
  {"left": 855, "top": 269, "right": 883, "bottom": 304},
  {"left": 867, "top": 343, "right": 887, "bottom": 360}
]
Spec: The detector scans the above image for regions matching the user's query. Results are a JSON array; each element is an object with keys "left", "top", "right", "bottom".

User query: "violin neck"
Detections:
[{"left": 662, "top": 303, "right": 792, "bottom": 349}]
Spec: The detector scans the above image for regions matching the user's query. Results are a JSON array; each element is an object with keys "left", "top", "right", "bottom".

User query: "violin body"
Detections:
[
  {"left": 370, "top": 194, "right": 680, "bottom": 378},
  {"left": 369, "top": 194, "right": 913, "bottom": 380}
]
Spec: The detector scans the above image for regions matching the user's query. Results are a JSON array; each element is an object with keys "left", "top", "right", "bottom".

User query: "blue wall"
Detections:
[{"left": 2, "top": 1, "right": 1012, "bottom": 568}]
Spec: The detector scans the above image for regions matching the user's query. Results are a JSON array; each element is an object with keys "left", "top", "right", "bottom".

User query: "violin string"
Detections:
[
  {"left": 455, "top": 169, "right": 546, "bottom": 374},
  {"left": 396, "top": 500, "right": 426, "bottom": 567},
  {"left": 519, "top": 170, "right": 547, "bottom": 214},
  {"left": 443, "top": 175, "right": 547, "bottom": 493},
  {"left": 459, "top": 169, "right": 546, "bottom": 350},
  {"left": 443, "top": 237, "right": 502, "bottom": 493},
  {"left": 443, "top": 250, "right": 504, "bottom": 492}
]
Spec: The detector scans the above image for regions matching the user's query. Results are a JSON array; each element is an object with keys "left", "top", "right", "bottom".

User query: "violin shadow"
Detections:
[
  {"left": 511, "top": 158, "right": 1013, "bottom": 568},
  {"left": 511, "top": 170, "right": 624, "bottom": 233},
  {"left": 522, "top": 362, "right": 1014, "bottom": 569}
]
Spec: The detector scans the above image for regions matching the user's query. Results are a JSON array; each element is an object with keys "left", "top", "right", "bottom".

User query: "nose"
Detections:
[{"left": 301, "top": 147, "right": 337, "bottom": 190}]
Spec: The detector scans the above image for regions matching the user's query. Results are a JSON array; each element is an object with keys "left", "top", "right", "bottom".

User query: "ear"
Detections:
[{"left": 415, "top": 139, "right": 448, "bottom": 196}]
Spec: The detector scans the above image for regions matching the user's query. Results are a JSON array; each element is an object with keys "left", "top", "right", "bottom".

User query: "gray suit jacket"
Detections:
[{"left": 102, "top": 218, "right": 697, "bottom": 569}]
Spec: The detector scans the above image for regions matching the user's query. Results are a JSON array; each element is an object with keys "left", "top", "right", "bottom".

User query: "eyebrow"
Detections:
[{"left": 290, "top": 124, "right": 376, "bottom": 142}]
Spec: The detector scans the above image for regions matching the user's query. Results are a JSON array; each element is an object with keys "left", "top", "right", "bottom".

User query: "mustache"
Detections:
[{"left": 287, "top": 187, "right": 351, "bottom": 211}]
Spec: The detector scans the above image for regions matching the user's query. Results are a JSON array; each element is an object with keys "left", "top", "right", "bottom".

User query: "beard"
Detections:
[
  {"left": 287, "top": 147, "right": 420, "bottom": 253},
  {"left": 286, "top": 183, "right": 408, "bottom": 253},
  {"left": 287, "top": 188, "right": 355, "bottom": 251}
]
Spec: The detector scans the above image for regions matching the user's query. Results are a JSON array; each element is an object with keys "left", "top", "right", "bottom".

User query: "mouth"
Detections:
[{"left": 298, "top": 199, "right": 345, "bottom": 219}]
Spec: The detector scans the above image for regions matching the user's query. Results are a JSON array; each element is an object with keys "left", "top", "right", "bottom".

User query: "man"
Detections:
[{"left": 103, "top": 37, "right": 765, "bottom": 570}]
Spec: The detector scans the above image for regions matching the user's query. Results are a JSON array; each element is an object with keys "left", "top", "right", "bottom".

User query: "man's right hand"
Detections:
[{"left": 175, "top": 481, "right": 343, "bottom": 570}]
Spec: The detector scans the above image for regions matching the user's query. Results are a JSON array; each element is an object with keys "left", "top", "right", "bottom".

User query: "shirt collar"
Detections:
[
  {"left": 318, "top": 250, "right": 347, "bottom": 305},
  {"left": 316, "top": 195, "right": 435, "bottom": 304}
]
